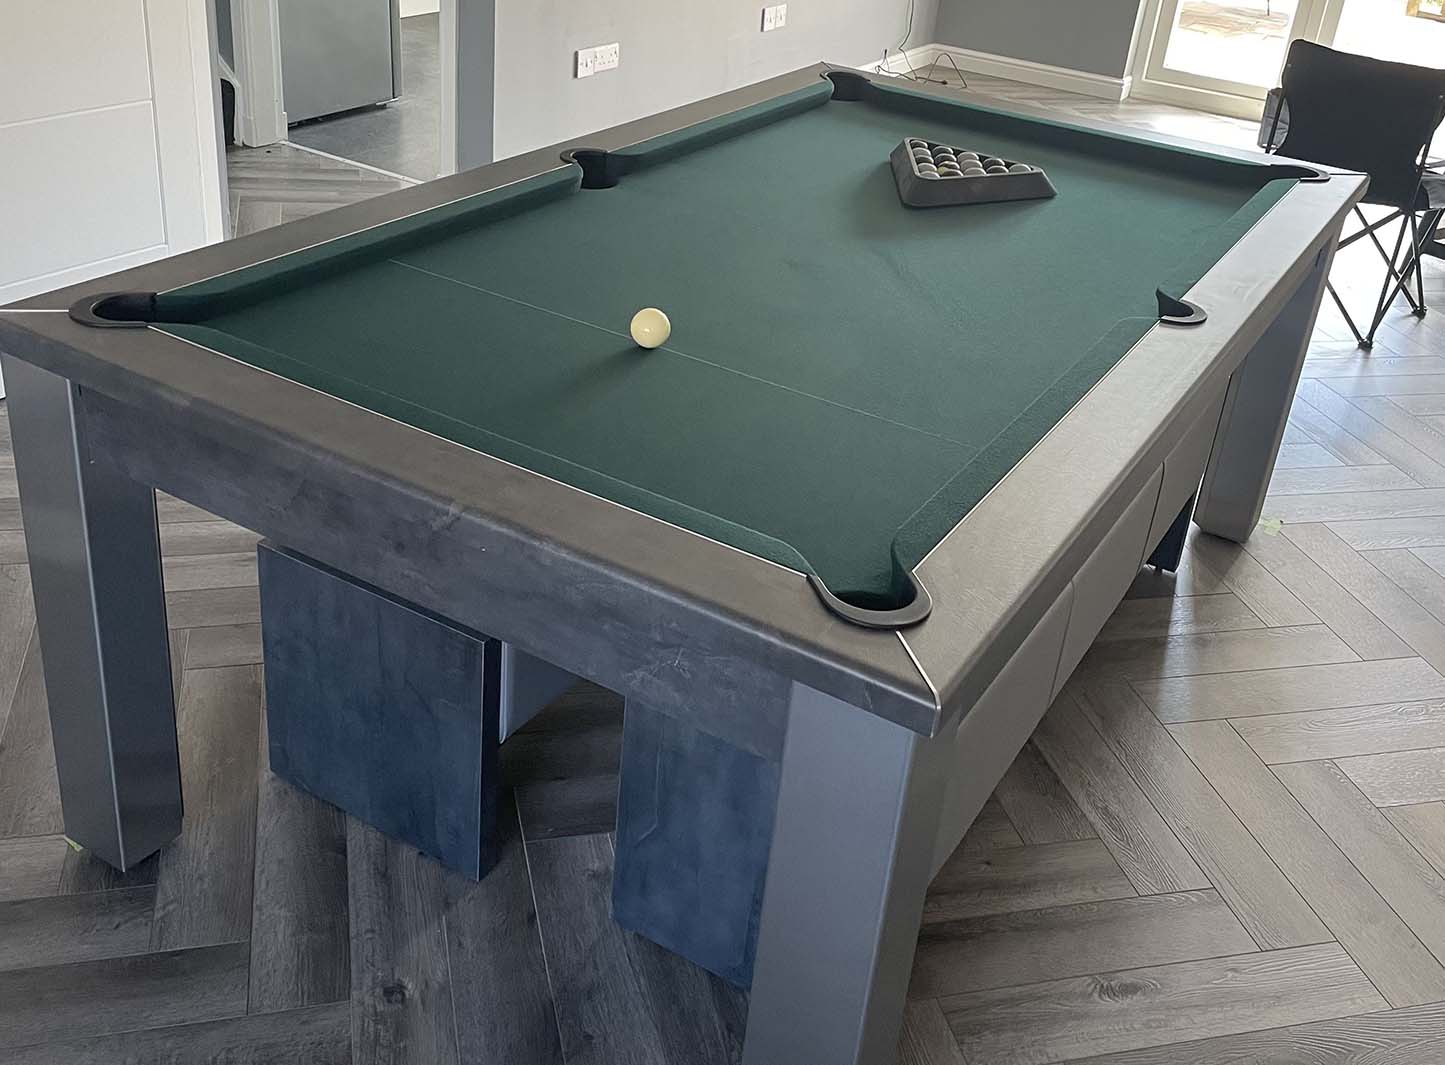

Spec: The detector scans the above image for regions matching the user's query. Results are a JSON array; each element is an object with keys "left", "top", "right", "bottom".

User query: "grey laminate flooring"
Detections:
[
  {"left": 225, "top": 141, "right": 414, "bottom": 239},
  {"left": 4, "top": 74, "right": 1445, "bottom": 1064}
]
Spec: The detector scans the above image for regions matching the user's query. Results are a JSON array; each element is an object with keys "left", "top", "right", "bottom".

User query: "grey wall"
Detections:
[
  {"left": 492, "top": 0, "right": 938, "bottom": 159},
  {"left": 456, "top": 0, "right": 497, "bottom": 171},
  {"left": 933, "top": 0, "right": 1144, "bottom": 78}
]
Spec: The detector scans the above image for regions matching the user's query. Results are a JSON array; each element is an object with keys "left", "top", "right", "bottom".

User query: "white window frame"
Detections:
[{"left": 1129, "top": 0, "right": 1341, "bottom": 118}]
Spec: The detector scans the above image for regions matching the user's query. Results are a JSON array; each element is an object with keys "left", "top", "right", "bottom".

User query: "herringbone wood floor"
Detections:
[
  {"left": 225, "top": 142, "right": 415, "bottom": 239},
  {"left": 6, "top": 80, "right": 1445, "bottom": 1064}
]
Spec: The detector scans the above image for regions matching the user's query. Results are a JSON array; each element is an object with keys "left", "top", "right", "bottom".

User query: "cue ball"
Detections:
[{"left": 630, "top": 307, "right": 671, "bottom": 349}]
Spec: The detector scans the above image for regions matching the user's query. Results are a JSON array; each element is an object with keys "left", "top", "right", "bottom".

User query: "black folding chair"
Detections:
[{"left": 1264, "top": 40, "right": 1445, "bottom": 348}]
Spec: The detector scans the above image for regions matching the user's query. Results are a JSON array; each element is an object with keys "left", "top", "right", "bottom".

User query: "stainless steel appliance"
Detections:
[{"left": 280, "top": 0, "right": 400, "bottom": 124}]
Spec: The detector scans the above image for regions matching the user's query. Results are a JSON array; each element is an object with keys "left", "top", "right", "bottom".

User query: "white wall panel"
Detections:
[
  {"left": 0, "top": 102, "right": 166, "bottom": 299},
  {"left": 0, "top": 0, "right": 223, "bottom": 397},
  {"left": 0, "top": 0, "right": 153, "bottom": 125}
]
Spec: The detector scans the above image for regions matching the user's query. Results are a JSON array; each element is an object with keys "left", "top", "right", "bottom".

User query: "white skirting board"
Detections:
[{"left": 867, "top": 44, "right": 1133, "bottom": 103}]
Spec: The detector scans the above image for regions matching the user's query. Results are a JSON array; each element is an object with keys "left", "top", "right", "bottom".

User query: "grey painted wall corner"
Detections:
[
  {"left": 491, "top": 0, "right": 938, "bottom": 159},
  {"left": 933, "top": 0, "right": 1146, "bottom": 77}
]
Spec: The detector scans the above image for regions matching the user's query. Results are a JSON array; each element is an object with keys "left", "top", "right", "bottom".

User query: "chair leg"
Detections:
[
  {"left": 1369, "top": 209, "right": 1445, "bottom": 342},
  {"left": 1399, "top": 210, "right": 1428, "bottom": 319},
  {"left": 1357, "top": 206, "right": 1423, "bottom": 316},
  {"left": 1326, "top": 208, "right": 1441, "bottom": 350},
  {"left": 1406, "top": 208, "right": 1443, "bottom": 319},
  {"left": 1327, "top": 279, "right": 1370, "bottom": 349},
  {"left": 1424, "top": 209, "right": 1445, "bottom": 257},
  {"left": 1413, "top": 211, "right": 1434, "bottom": 314},
  {"left": 1366, "top": 213, "right": 1419, "bottom": 346}
]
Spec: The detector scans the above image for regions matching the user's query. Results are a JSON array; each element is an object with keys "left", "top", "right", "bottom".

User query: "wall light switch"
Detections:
[{"left": 761, "top": 4, "right": 787, "bottom": 31}]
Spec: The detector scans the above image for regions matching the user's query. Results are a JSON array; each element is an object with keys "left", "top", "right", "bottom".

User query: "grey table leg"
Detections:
[
  {"left": 2, "top": 356, "right": 180, "bottom": 870},
  {"left": 1195, "top": 244, "right": 1335, "bottom": 542},
  {"left": 742, "top": 683, "right": 952, "bottom": 1065}
]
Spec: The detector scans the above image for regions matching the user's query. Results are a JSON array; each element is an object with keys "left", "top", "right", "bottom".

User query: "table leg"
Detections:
[
  {"left": 1195, "top": 243, "right": 1334, "bottom": 542},
  {"left": 742, "top": 683, "right": 952, "bottom": 1065},
  {"left": 2, "top": 356, "right": 180, "bottom": 870}
]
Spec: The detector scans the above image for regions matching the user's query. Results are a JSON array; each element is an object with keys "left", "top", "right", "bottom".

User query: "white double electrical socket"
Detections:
[{"left": 575, "top": 42, "right": 620, "bottom": 78}]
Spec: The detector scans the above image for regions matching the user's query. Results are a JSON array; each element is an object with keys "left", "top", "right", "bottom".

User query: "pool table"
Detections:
[{"left": 0, "top": 66, "right": 1361, "bottom": 1064}]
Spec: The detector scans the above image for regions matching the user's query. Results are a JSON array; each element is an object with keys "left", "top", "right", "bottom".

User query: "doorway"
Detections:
[{"left": 225, "top": 0, "right": 463, "bottom": 182}]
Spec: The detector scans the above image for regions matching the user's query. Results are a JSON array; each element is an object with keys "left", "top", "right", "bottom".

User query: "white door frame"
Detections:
[
  {"left": 1129, "top": 0, "right": 1335, "bottom": 118},
  {"left": 1308, "top": 0, "right": 1353, "bottom": 51},
  {"left": 231, "top": 0, "right": 286, "bottom": 145},
  {"left": 157, "top": 0, "right": 231, "bottom": 246}
]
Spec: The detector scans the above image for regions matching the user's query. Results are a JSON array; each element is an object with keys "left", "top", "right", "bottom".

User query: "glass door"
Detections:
[
  {"left": 1326, "top": 0, "right": 1445, "bottom": 67},
  {"left": 1132, "top": 0, "right": 1332, "bottom": 116}
]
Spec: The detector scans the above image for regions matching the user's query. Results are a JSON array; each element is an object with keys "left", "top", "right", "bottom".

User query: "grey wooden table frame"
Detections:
[{"left": 0, "top": 65, "right": 1362, "bottom": 1065}]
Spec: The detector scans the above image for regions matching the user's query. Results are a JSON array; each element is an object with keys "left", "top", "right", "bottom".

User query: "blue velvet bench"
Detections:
[{"left": 257, "top": 540, "right": 781, "bottom": 984}]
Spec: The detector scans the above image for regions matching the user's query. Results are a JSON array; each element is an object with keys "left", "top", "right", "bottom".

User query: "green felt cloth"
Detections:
[{"left": 156, "top": 78, "right": 1297, "bottom": 607}]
